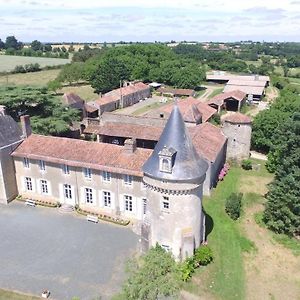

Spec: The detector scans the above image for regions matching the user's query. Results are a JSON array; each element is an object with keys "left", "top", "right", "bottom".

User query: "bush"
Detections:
[
  {"left": 194, "top": 245, "right": 213, "bottom": 266},
  {"left": 179, "top": 257, "right": 195, "bottom": 281},
  {"left": 241, "top": 159, "right": 252, "bottom": 170},
  {"left": 225, "top": 192, "right": 243, "bottom": 220}
]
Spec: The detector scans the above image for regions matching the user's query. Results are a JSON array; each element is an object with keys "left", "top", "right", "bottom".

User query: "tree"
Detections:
[
  {"left": 263, "top": 113, "right": 300, "bottom": 236},
  {"left": 5, "top": 35, "right": 22, "bottom": 50},
  {"left": 89, "top": 57, "right": 130, "bottom": 94},
  {"left": 58, "top": 63, "right": 86, "bottom": 85},
  {"left": 47, "top": 80, "right": 62, "bottom": 94},
  {"left": 68, "top": 45, "right": 75, "bottom": 52},
  {"left": 0, "top": 38, "right": 5, "bottom": 49},
  {"left": 30, "top": 40, "right": 43, "bottom": 51},
  {"left": 0, "top": 86, "right": 80, "bottom": 136},
  {"left": 119, "top": 244, "right": 180, "bottom": 300}
]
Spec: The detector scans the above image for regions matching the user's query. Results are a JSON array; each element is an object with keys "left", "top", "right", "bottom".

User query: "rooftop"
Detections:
[
  {"left": 143, "top": 105, "right": 208, "bottom": 181},
  {"left": 0, "top": 114, "right": 23, "bottom": 148},
  {"left": 12, "top": 134, "right": 152, "bottom": 177},
  {"left": 157, "top": 87, "right": 195, "bottom": 96},
  {"left": 207, "top": 90, "right": 246, "bottom": 106},
  {"left": 223, "top": 112, "right": 252, "bottom": 124},
  {"left": 206, "top": 73, "right": 270, "bottom": 82},
  {"left": 223, "top": 84, "right": 265, "bottom": 96}
]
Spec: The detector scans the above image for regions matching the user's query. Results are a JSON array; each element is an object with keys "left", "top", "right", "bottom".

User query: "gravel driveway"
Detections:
[{"left": 0, "top": 202, "right": 138, "bottom": 300}]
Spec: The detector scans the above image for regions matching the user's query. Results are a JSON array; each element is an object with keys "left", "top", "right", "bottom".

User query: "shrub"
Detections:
[
  {"left": 179, "top": 257, "right": 195, "bottom": 282},
  {"left": 241, "top": 159, "right": 252, "bottom": 170},
  {"left": 225, "top": 192, "right": 243, "bottom": 220},
  {"left": 194, "top": 245, "right": 213, "bottom": 266}
]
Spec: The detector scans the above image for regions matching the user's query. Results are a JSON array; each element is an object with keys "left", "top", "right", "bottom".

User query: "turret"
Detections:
[{"left": 142, "top": 105, "right": 208, "bottom": 260}]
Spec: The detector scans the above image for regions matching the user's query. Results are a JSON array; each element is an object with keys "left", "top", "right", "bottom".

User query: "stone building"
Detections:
[
  {"left": 142, "top": 106, "right": 208, "bottom": 260},
  {"left": 0, "top": 107, "right": 24, "bottom": 204},
  {"left": 88, "top": 81, "right": 151, "bottom": 115},
  {"left": 221, "top": 113, "right": 252, "bottom": 160}
]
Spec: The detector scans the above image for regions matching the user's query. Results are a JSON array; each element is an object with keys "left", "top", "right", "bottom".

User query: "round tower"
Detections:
[
  {"left": 142, "top": 105, "right": 208, "bottom": 261},
  {"left": 222, "top": 113, "right": 252, "bottom": 161}
]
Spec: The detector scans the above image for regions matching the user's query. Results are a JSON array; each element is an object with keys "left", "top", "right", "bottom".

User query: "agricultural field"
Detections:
[
  {"left": 183, "top": 159, "right": 300, "bottom": 300},
  {"left": 0, "top": 55, "right": 70, "bottom": 72},
  {"left": 0, "top": 69, "right": 60, "bottom": 87}
]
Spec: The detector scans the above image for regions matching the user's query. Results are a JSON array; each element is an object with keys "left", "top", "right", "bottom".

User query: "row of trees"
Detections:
[
  {"left": 57, "top": 44, "right": 206, "bottom": 93},
  {"left": 0, "top": 86, "right": 79, "bottom": 136},
  {"left": 251, "top": 84, "right": 300, "bottom": 237}
]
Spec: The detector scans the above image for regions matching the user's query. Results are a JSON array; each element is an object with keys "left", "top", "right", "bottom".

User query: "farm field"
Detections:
[
  {"left": 0, "top": 55, "right": 70, "bottom": 72},
  {"left": 183, "top": 159, "right": 300, "bottom": 300},
  {"left": 0, "top": 289, "right": 39, "bottom": 300},
  {"left": 0, "top": 69, "right": 60, "bottom": 86}
]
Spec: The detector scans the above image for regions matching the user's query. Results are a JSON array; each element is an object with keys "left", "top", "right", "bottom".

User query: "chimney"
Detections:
[
  {"left": 0, "top": 105, "right": 6, "bottom": 116},
  {"left": 20, "top": 115, "right": 32, "bottom": 138},
  {"left": 124, "top": 138, "right": 137, "bottom": 154}
]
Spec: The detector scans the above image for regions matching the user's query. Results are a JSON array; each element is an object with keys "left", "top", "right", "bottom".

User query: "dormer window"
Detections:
[{"left": 158, "top": 146, "right": 176, "bottom": 173}]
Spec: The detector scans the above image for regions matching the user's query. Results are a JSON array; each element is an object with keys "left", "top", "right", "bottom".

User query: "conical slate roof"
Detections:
[{"left": 143, "top": 105, "right": 208, "bottom": 181}]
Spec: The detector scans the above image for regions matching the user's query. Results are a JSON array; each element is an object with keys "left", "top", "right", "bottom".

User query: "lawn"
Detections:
[
  {"left": 0, "top": 69, "right": 60, "bottom": 86},
  {"left": 183, "top": 160, "right": 275, "bottom": 300},
  {"left": 208, "top": 88, "right": 223, "bottom": 99},
  {"left": 0, "top": 55, "right": 70, "bottom": 72},
  {"left": 59, "top": 84, "right": 98, "bottom": 101},
  {"left": 0, "top": 289, "right": 39, "bottom": 300}
]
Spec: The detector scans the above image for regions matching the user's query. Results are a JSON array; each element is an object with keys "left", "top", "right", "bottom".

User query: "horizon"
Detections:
[{"left": 1, "top": 0, "right": 300, "bottom": 43}]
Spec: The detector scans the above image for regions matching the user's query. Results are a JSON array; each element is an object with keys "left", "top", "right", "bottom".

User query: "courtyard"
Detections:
[{"left": 0, "top": 202, "right": 138, "bottom": 300}]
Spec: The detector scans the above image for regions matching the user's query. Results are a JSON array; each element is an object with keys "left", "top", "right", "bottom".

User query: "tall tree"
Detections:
[
  {"left": 118, "top": 244, "right": 180, "bottom": 300},
  {"left": 30, "top": 40, "right": 43, "bottom": 51},
  {"left": 5, "top": 35, "right": 22, "bottom": 50},
  {"left": 263, "top": 113, "right": 300, "bottom": 236}
]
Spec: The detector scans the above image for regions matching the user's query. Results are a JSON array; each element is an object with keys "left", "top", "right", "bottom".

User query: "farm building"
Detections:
[
  {"left": 207, "top": 90, "right": 247, "bottom": 112},
  {"left": 87, "top": 81, "right": 151, "bottom": 115}
]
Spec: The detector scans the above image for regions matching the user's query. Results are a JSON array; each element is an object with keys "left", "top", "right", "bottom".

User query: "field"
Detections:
[
  {"left": 0, "top": 69, "right": 60, "bottom": 86},
  {"left": 0, "top": 55, "right": 70, "bottom": 72},
  {"left": 183, "top": 159, "right": 300, "bottom": 300},
  {"left": 0, "top": 289, "right": 39, "bottom": 300},
  {"left": 60, "top": 85, "right": 98, "bottom": 101}
]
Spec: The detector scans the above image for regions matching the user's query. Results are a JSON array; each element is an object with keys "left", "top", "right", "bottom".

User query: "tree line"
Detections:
[{"left": 251, "top": 84, "right": 300, "bottom": 237}]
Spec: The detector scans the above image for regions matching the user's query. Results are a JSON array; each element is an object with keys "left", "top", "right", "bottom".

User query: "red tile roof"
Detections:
[
  {"left": 207, "top": 90, "right": 246, "bottom": 106},
  {"left": 86, "top": 120, "right": 227, "bottom": 162},
  {"left": 223, "top": 113, "right": 252, "bottom": 124},
  {"left": 161, "top": 97, "right": 217, "bottom": 122},
  {"left": 190, "top": 122, "right": 227, "bottom": 162},
  {"left": 85, "top": 122, "right": 163, "bottom": 141},
  {"left": 62, "top": 92, "right": 84, "bottom": 106},
  {"left": 12, "top": 134, "right": 152, "bottom": 177},
  {"left": 94, "top": 82, "right": 149, "bottom": 106}
]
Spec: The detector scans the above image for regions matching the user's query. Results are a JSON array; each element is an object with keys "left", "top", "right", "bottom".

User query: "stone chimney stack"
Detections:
[
  {"left": 124, "top": 138, "right": 137, "bottom": 154},
  {"left": 0, "top": 105, "right": 6, "bottom": 116},
  {"left": 20, "top": 115, "right": 32, "bottom": 138}
]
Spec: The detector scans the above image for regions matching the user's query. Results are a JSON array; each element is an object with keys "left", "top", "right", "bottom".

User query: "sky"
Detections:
[{"left": 1, "top": 0, "right": 300, "bottom": 43}]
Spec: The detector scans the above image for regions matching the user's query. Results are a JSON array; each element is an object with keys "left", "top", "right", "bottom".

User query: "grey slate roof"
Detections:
[
  {"left": 0, "top": 115, "right": 23, "bottom": 148},
  {"left": 142, "top": 105, "right": 208, "bottom": 181}
]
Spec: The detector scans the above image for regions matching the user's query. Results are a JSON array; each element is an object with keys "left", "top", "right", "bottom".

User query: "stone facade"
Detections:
[{"left": 222, "top": 115, "right": 252, "bottom": 160}]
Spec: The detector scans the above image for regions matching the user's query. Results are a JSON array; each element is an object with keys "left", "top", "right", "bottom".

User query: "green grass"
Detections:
[
  {"left": 131, "top": 100, "right": 171, "bottom": 116},
  {"left": 272, "top": 234, "right": 300, "bottom": 256},
  {"left": 184, "top": 167, "right": 247, "bottom": 299},
  {"left": 0, "top": 289, "right": 39, "bottom": 300},
  {"left": 208, "top": 88, "right": 223, "bottom": 99},
  {"left": 0, "top": 55, "right": 70, "bottom": 72},
  {"left": 0, "top": 69, "right": 60, "bottom": 86},
  {"left": 60, "top": 84, "right": 98, "bottom": 101},
  {"left": 195, "top": 88, "right": 207, "bottom": 98},
  {"left": 288, "top": 77, "right": 300, "bottom": 85}
]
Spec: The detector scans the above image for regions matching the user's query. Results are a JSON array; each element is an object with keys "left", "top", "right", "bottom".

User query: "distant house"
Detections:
[
  {"left": 207, "top": 90, "right": 246, "bottom": 112},
  {"left": 88, "top": 81, "right": 151, "bottom": 116},
  {"left": 156, "top": 87, "right": 195, "bottom": 97}
]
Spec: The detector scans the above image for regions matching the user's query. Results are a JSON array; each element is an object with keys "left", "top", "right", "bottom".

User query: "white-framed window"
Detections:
[
  {"left": 64, "top": 184, "right": 72, "bottom": 199},
  {"left": 23, "top": 157, "right": 30, "bottom": 168},
  {"left": 39, "top": 160, "right": 46, "bottom": 171},
  {"left": 103, "top": 191, "right": 111, "bottom": 207},
  {"left": 143, "top": 198, "right": 147, "bottom": 215},
  {"left": 62, "top": 164, "right": 70, "bottom": 175},
  {"left": 25, "top": 177, "right": 32, "bottom": 191},
  {"left": 40, "top": 179, "right": 48, "bottom": 194},
  {"left": 85, "top": 187, "right": 93, "bottom": 204},
  {"left": 124, "top": 174, "right": 133, "bottom": 186},
  {"left": 124, "top": 195, "right": 133, "bottom": 212},
  {"left": 83, "top": 168, "right": 92, "bottom": 179},
  {"left": 102, "top": 171, "right": 111, "bottom": 182},
  {"left": 162, "top": 196, "right": 170, "bottom": 210}
]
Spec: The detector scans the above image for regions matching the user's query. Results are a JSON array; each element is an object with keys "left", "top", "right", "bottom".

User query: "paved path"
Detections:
[
  {"left": 0, "top": 202, "right": 138, "bottom": 300},
  {"left": 250, "top": 151, "right": 267, "bottom": 161}
]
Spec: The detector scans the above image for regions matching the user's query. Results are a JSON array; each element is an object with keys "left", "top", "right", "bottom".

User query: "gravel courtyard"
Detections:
[{"left": 0, "top": 202, "right": 138, "bottom": 300}]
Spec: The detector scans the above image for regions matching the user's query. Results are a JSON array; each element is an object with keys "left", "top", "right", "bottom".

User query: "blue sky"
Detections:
[{"left": 1, "top": 0, "right": 300, "bottom": 42}]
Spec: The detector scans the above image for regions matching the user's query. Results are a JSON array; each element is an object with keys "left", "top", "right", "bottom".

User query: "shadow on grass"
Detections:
[{"left": 204, "top": 209, "right": 214, "bottom": 240}]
